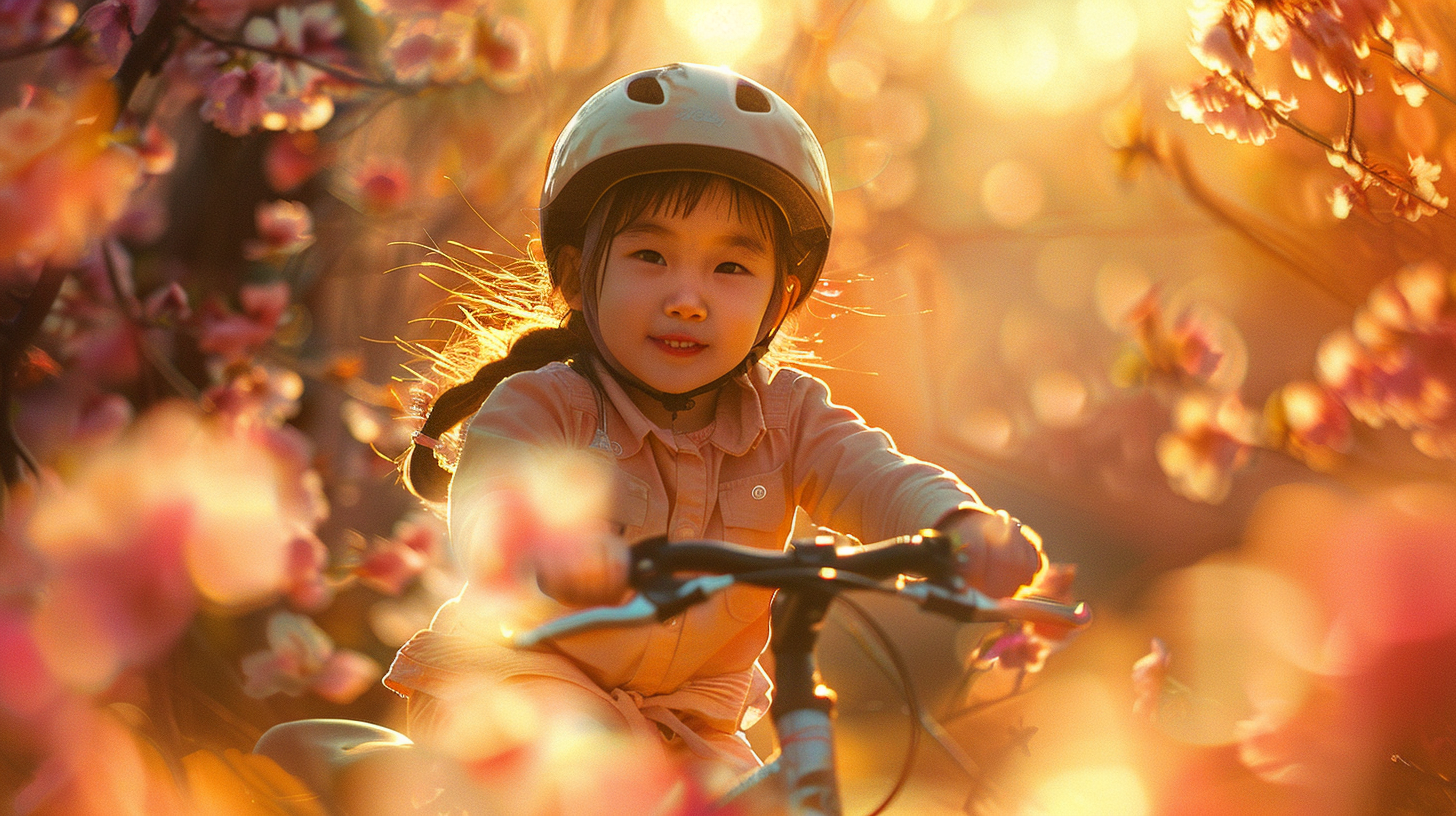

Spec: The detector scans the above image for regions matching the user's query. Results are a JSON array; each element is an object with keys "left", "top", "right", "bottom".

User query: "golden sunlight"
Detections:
[
  {"left": 663, "top": 0, "right": 765, "bottom": 64},
  {"left": 1075, "top": 0, "right": 1140, "bottom": 62},
  {"left": 950, "top": 12, "right": 1060, "bottom": 112},
  {"left": 883, "top": 0, "right": 941, "bottom": 24},
  {"left": 1025, "top": 764, "right": 1151, "bottom": 816}
]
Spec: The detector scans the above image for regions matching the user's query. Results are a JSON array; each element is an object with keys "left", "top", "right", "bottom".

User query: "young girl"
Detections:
[{"left": 386, "top": 63, "right": 1046, "bottom": 782}]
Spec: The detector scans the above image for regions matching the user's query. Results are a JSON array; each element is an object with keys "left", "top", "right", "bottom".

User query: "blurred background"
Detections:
[{"left": 3, "top": 0, "right": 1456, "bottom": 812}]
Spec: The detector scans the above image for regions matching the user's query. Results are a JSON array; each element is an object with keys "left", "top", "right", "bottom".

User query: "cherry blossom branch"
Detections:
[
  {"left": 177, "top": 19, "right": 409, "bottom": 92},
  {"left": 1370, "top": 40, "right": 1456, "bottom": 107},
  {"left": 1231, "top": 74, "right": 1455, "bottom": 222},
  {"left": 0, "top": 22, "right": 86, "bottom": 64},
  {"left": 114, "top": 0, "right": 187, "bottom": 109},
  {"left": 99, "top": 248, "right": 200, "bottom": 401},
  {"left": 0, "top": 266, "right": 68, "bottom": 489},
  {"left": 1152, "top": 133, "right": 1361, "bottom": 307}
]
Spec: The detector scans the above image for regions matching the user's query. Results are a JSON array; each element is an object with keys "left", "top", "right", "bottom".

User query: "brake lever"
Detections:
[{"left": 899, "top": 581, "right": 1091, "bottom": 627}]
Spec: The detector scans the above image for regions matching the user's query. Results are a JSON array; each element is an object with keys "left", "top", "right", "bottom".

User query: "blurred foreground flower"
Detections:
[
  {"left": 0, "top": 82, "right": 143, "bottom": 267},
  {"left": 242, "top": 610, "right": 381, "bottom": 704},
  {"left": 413, "top": 675, "right": 714, "bottom": 816},
  {"left": 25, "top": 401, "right": 310, "bottom": 692}
]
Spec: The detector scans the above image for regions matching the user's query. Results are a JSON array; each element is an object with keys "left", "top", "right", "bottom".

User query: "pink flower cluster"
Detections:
[
  {"left": 2, "top": 0, "right": 77, "bottom": 51},
  {"left": 384, "top": 11, "right": 531, "bottom": 86},
  {"left": 1174, "top": 0, "right": 1449, "bottom": 221},
  {"left": 1317, "top": 261, "right": 1456, "bottom": 459},
  {"left": 241, "top": 610, "right": 381, "bottom": 704},
  {"left": 0, "top": 83, "right": 144, "bottom": 267},
  {"left": 1117, "top": 289, "right": 1259, "bottom": 502}
]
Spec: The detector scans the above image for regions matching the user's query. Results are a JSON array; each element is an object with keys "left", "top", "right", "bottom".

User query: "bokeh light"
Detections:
[
  {"left": 662, "top": 0, "right": 766, "bottom": 64},
  {"left": 981, "top": 159, "right": 1046, "bottom": 228}
]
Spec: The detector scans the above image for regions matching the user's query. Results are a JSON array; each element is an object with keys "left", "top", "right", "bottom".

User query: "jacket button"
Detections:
[{"left": 751, "top": 485, "right": 767, "bottom": 500}]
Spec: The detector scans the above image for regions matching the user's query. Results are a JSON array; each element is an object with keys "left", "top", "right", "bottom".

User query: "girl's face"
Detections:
[{"left": 592, "top": 185, "right": 787, "bottom": 402}]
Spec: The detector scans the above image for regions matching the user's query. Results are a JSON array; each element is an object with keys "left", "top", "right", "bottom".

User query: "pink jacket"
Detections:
[{"left": 385, "top": 362, "right": 984, "bottom": 768}]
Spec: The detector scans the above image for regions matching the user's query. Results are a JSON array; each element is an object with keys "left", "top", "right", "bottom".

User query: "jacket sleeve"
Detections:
[{"left": 786, "top": 372, "right": 986, "bottom": 545}]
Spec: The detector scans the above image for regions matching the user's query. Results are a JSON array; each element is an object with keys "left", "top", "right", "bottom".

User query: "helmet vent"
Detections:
[
  {"left": 735, "top": 81, "right": 771, "bottom": 113},
  {"left": 626, "top": 76, "right": 666, "bottom": 105}
]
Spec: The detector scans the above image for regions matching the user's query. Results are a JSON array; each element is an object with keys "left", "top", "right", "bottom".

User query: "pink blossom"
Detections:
[
  {"left": 284, "top": 528, "right": 333, "bottom": 611},
  {"left": 0, "top": 0, "right": 77, "bottom": 51},
  {"left": 0, "top": 84, "right": 143, "bottom": 267},
  {"left": 14, "top": 705, "right": 190, "bottom": 815},
  {"left": 1122, "top": 288, "right": 1243, "bottom": 392},
  {"left": 245, "top": 200, "right": 314, "bottom": 261},
  {"left": 1391, "top": 155, "right": 1447, "bottom": 222},
  {"left": 1131, "top": 638, "right": 1170, "bottom": 720},
  {"left": 1332, "top": 0, "right": 1397, "bottom": 42},
  {"left": 0, "top": 602, "right": 64, "bottom": 725},
  {"left": 352, "top": 514, "right": 444, "bottom": 595},
  {"left": 243, "top": 2, "right": 346, "bottom": 67},
  {"left": 202, "top": 361, "right": 303, "bottom": 425},
  {"left": 477, "top": 15, "right": 532, "bottom": 90},
  {"left": 1287, "top": 7, "right": 1372, "bottom": 93},
  {"left": 385, "top": 15, "right": 473, "bottom": 83},
  {"left": 1270, "top": 380, "right": 1352, "bottom": 469},
  {"left": 135, "top": 121, "right": 176, "bottom": 174},
  {"left": 972, "top": 622, "right": 1051, "bottom": 674},
  {"left": 375, "top": 0, "right": 484, "bottom": 14},
  {"left": 200, "top": 60, "right": 283, "bottom": 136},
  {"left": 1191, "top": 13, "right": 1254, "bottom": 77},
  {"left": 347, "top": 158, "right": 411, "bottom": 213},
  {"left": 1171, "top": 74, "right": 1295, "bottom": 146},
  {"left": 1155, "top": 392, "right": 1257, "bottom": 503},
  {"left": 142, "top": 281, "right": 190, "bottom": 323},
  {"left": 1329, "top": 179, "right": 1368, "bottom": 218},
  {"left": 241, "top": 610, "right": 381, "bottom": 704},
  {"left": 194, "top": 282, "right": 291, "bottom": 360},
  {"left": 29, "top": 497, "right": 198, "bottom": 693},
  {"left": 263, "top": 131, "right": 328, "bottom": 192},
  {"left": 79, "top": 0, "right": 158, "bottom": 69}
]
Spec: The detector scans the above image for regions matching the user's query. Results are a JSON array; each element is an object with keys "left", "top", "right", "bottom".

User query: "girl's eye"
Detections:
[
  {"left": 631, "top": 249, "right": 666, "bottom": 265},
  {"left": 715, "top": 262, "right": 751, "bottom": 276}
]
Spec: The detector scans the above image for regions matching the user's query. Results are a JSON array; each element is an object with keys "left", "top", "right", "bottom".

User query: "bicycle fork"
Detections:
[{"left": 768, "top": 585, "right": 841, "bottom": 816}]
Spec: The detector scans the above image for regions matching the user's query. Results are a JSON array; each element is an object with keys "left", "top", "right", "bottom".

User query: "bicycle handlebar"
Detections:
[{"left": 511, "top": 531, "right": 1089, "bottom": 648}]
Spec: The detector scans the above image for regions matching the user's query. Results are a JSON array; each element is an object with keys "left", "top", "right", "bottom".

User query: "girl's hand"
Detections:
[
  {"left": 529, "top": 527, "right": 631, "bottom": 607},
  {"left": 939, "top": 507, "right": 1046, "bottom": 598}
]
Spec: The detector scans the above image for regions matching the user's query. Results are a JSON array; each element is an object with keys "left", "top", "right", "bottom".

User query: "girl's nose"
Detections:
[{"left": 664, "top": 277, "right": 707, "bottom": 321}]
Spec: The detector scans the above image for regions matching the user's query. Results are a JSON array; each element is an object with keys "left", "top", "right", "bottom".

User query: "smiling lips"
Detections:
[{"left": 651, "top": 335, "right": 706, "bottom": 357}]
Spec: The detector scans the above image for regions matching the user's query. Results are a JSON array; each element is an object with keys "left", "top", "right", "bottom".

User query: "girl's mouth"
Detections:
[{"left": 651, "top": 335, "right": 706, "bottom": 357}]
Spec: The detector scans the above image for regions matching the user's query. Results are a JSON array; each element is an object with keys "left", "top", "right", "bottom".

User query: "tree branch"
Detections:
[{"left": 1, "top": 266, "right": 69, "bottom": 490}]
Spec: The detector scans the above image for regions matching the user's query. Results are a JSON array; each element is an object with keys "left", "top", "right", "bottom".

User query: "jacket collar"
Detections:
[{"left": 595, "top": 364, "right": 768, "bottom": 459}]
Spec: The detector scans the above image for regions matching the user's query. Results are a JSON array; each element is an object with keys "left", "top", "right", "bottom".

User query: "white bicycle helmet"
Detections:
[{"left": 540, "top": 63, "right": 833, "bottom": 309}]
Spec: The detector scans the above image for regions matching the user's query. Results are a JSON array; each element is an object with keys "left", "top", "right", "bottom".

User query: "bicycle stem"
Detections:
[{"left": 768, "top": 561, "right": 842, "bottom": 816}]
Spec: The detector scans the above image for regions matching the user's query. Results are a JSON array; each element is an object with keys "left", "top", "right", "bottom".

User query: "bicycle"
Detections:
[{"left": 255, "top": 529, "right": 1090, "bottom": 816}]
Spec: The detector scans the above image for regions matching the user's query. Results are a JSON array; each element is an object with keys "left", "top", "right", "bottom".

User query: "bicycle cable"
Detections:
[{"left": 833, "top": 593, "right": 921, "bottom": 816}]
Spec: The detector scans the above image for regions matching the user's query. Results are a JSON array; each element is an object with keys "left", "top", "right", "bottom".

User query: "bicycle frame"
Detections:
[
  {"left": 255, "top": 531, "right": 1088, "bottom": 816},
  {"left": 517, "top": 531, "right": 1089, "bottom": 816}
]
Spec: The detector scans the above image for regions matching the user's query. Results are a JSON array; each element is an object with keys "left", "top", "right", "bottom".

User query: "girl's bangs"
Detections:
[{"left": 606, "top": 172, "right": 786, "bottom": 250}]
